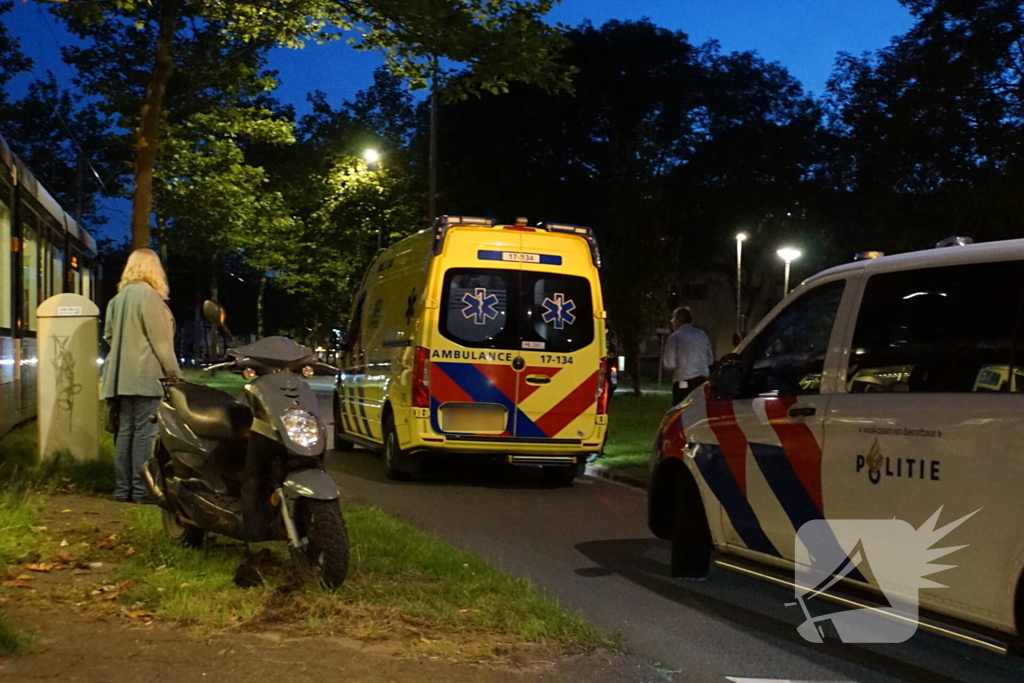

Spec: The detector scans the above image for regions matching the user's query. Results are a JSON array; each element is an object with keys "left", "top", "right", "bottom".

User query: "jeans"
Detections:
[{"left": 114, "top": 395, "right": 160, "bottom": 500}]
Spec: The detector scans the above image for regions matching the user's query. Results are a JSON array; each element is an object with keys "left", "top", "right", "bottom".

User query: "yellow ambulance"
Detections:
[{"left": 333, "top": 216, "right": 610, "bottom": 484}]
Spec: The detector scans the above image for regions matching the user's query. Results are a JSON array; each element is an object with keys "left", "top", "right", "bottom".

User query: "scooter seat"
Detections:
[{"left": 167, "top": 382, "right": 253, "bottom": 441}]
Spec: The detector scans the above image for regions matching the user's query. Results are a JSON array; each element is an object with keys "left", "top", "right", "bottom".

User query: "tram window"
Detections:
[
  {"left": 0, "top": 195, "right": 10, "bottom": 329},
  {"left": 22, "top": 221, "right": 38, "bottom": 331},
  {"left": 82, "top": 266, "right": 92, "bottom": 300},
  {"left": 40, "top": 233, "right": 52, "bottom": 302},
  {"left": 53, "top": 248, "right": 65, "bottom": 295}
]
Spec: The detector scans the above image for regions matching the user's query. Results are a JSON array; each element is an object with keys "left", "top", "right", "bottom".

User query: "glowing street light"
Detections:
[
  {"left": 777, "top": 247, "right": 802, "bottom": 296},
  {"left": 363, "top": 148, "right": 380, "bottom": 169},
  {"left": 735, "top": 233, "right": 747, "bottom": 336}
]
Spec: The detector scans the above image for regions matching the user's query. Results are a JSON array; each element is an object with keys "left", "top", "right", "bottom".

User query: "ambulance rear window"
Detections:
[
  {"left": 526, "top": 275, "right": 594, "bottom": 352},
  {"left": 439, "top": 268, "right": 595, "bottom": 351},
  {"left": 442, "top": 271, "right": 510, "bottom": 345}
]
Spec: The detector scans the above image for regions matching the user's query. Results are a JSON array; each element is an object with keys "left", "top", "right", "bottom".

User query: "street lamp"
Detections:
[
  {"left": 363, "top": 148, "right": 380, "bottom": 169},
  {"left": 735, "top": 233, "right": 747, "bottom": 335},
  {"left": 777, "top": 247, "right": 802, "bottom": 296}
]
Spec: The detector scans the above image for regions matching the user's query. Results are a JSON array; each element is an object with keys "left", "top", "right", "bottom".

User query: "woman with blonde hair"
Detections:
[{"left": 101, "top": 248, "right": 180, "bottom": 502}]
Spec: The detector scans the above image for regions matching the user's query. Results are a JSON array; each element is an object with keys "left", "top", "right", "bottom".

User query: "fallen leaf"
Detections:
[
  {"left": 61, "top": 509, "right": 71, "bottom": 514},
  {"left": 28, "top": 525, "right": 46, "bottom": 533},
  {"left": 57, "top": 553, "right": 75, "bottom": 564},
  {"left": 89, "top": 562, "right": 103, "bottom": 569},
  {"left": 14, "top": 574, "right": 34, "bottom": 582},
  {"left": 91, "top": 524, "right": 101, "bottom": 533},
  {"left": 59, "top": 539, "right": 70, "bottom": 547},
  {"left": 106, "top": 534, "right": 119, "bottom": 542},
  {"left": 79, "top": 542, "right": 90, "bottom": 547},
  {"left": 180, "top": 583, "right": 189, "bottom": 588},
  {"left": 25, "top": 563, "right": 55, "bottom": 573},
  {"left": 124, "top": 547, "right": 135, "bottom": 556}
]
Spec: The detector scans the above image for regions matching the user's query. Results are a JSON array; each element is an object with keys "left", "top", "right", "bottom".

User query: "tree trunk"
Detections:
[
  {"left": 130, "top": 0, "right": 180, "bottom": 251},
  {"left": 257, "top": 275, "right": 266, "bottom": 338}
]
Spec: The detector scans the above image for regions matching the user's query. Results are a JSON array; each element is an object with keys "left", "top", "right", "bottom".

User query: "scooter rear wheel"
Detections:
[
  {"left": 291, "top": 499, "right": 349, "bottom": 589},
  {"left": 162, "top": 508, "right": 207, "bottom": 548}
]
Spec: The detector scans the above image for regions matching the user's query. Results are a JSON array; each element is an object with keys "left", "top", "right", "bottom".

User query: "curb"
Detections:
[{"left": 585, "top": 463, "right": 646, "bottom": 489}]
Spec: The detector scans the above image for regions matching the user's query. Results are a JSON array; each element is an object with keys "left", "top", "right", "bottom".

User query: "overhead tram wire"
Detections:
[{"left": 32, "top": 4, "right": 109, "bottom": 195}]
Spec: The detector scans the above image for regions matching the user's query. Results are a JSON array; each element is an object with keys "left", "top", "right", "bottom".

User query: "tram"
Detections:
[{"left": 1, "top": 131, "right": 100, "bottom": 439}]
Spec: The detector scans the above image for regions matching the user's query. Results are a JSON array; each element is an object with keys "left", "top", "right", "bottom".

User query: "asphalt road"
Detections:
[{"left": 309, "top": 378, "right": 1024, "bottom": 683}]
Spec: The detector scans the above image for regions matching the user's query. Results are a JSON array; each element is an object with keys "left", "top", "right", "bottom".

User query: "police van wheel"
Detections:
[
  {"left": 543, "top": 464, "right": 583, "bottom": 487},
  {"left": 332, "top": 394, "right": 355, "bottom": 452},
  {"left": 669, "top": 475, "right": 712, "bottom": 579},
  {"left": 383, "top": 414, "right": 416, "bottom": 480}
]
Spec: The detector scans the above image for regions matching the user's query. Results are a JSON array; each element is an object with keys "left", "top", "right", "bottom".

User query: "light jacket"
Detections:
[{"left": 101, "top": 282, "right": 181, "bottom": 398}]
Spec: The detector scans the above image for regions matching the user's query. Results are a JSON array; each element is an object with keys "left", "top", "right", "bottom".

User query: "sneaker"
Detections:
[{"left": 115, "top": 496, "right": 133, "bottom": 504}]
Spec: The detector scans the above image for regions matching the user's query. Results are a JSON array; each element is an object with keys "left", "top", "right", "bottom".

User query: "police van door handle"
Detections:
[
  {"left": 525, "top": 375, "right": 551, "bottom": 385},
  {"left": 788, "top": 404, "right": 816, "bottom": 418}
]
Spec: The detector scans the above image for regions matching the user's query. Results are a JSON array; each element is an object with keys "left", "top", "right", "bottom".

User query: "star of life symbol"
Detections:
[
  {"left": 461, "top": 288, "right": 500, "bottom": 325},
  {"left": 541, "top": 293, "right": 576, "bottom": 330},
  {"left": 790, "top": 506, "right": 978, "bottom": 643}
]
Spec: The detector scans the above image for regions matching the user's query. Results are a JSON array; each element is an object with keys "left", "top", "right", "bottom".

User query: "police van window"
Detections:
[
  {"left": 441, "top": 269, "right": 512, "bottom": 347},
  {"left": 740, "top": 280, "right": 846, "bottom": 398},
  {"left": 527, "top": 274, "right": 594, "bottom": 353},
  {"left": 847, "top": 261, "right": 1024, "bottom": 393}
]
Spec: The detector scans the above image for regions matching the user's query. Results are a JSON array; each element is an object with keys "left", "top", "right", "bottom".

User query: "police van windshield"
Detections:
[{"left": 440, "top": 268, "right": 594, "bottom": 352}]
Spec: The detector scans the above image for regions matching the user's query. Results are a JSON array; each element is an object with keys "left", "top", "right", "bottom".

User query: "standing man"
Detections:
[{"left": 663, "top": 307, "right": 714, "bottom": 405}]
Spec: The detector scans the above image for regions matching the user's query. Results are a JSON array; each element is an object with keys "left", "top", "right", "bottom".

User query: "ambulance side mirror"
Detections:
[{"left": 709, "top": 353, "right": 743, "bottom": 401}]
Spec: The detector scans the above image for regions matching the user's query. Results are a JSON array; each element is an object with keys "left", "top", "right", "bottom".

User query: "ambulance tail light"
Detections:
[
  {"left": 413, "top": 346, "right": 431, "bottom": 407},
  {"left": 597, "top": 357, "right": 610, "bottom": 415}
]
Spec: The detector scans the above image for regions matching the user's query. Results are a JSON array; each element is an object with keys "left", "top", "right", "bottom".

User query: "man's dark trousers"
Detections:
[{"left": 672, "top": 376, "right": 707, "bottom": 405}]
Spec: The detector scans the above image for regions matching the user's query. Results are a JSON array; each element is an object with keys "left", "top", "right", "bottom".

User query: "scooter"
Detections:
[{"left": 144, "top": 301, "right": 348, "bottom": 588}]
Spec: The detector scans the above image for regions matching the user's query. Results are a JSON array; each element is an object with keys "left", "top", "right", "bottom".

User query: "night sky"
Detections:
[
  {"left": 4, "top": 0, "right": 913, "bottom": 238},
  {"left": 7, "top": 0, "right": 913, "bottom": 111}
]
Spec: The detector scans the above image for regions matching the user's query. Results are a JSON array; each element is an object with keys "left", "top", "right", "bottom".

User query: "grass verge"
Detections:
[
  {"left": 0, "top": 420, "right": 116, "bottom": 494},
  {"left": 112, "top": 505, "right": 614, "bottom": 658},
  {"left": 600, "top": 391, "right": 670, "bottom": 483},
  {"left": 181, "top": 368, "right": 247, "bottom": 397}
]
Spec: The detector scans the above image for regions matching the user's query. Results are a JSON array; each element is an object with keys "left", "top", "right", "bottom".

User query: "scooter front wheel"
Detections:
[
  {"left": 162, "top": 508, "right": 207, "bottom": 548},
  {"left": 291, "top": 499, "right": 349, "bottom": 589}
]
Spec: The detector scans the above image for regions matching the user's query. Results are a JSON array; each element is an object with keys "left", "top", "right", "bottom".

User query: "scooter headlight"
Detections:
[{"left": 282, "top": 409, "right": 320, "bottom": 448}]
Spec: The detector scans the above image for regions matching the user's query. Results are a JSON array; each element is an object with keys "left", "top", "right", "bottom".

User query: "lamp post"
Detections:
[
  {"left": 735, "top": 233, "right": 747, "bottom": 335},
  {"left": 776, "top": 247, "right": 802, "bottom": 297},
  {"left": 363, "top": 149, "right": 382, "bottom": 248}
]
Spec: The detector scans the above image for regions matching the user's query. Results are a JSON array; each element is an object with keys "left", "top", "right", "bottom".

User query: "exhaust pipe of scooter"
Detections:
[{"left": 143, "top": 459, "right": 169, "bottom": 509}]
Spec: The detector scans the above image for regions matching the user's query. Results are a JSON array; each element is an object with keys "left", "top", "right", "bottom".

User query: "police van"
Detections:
[
  {"left": 648, "top": 237, "right": 1024, "bottom": 647},
  {"left": 333, "top": 216, "right": 610, "bottom": 484}
]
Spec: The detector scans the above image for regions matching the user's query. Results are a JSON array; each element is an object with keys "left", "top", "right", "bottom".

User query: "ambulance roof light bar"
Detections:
[
  {"left": 432, "top": 215, "right": 498, "bottom": 255},
  {"left": 537, "top": 222, "right": 602, "bottom": 268}
]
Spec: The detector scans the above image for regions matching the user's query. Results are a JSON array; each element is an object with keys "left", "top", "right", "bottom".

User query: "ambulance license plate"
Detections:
[{"left": 441, "top": 404, "right": 507, "bottom": 433}]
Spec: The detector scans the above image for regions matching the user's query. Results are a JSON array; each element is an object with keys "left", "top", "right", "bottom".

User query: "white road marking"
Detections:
[{"left": 726, "top": 678, "right": 857, "bottom": 683}]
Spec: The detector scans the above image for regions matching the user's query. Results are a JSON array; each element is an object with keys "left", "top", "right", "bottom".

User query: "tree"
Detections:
[
  {"left": 0, "top": 1, "right": 32, "bottom": 110},
  {"left": 432, "top": 20, "right": 823, "bottom": 392},
  {"left": 51, "top": 0, "right": 571, "bottom": 250},
  {"left": 824, "top": 0, "right": 1024, "bottom": 248},
  {"left": 254, "top": 70, "right": 423, "bottom": 336},
  {"left": 0, "top": 74, "right": 121, "bottom": 227}
]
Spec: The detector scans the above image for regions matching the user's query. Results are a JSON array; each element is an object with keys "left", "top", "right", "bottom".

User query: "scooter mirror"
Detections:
[{"left": 202, "top": 300, "right": 227, "bottom": 326}]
